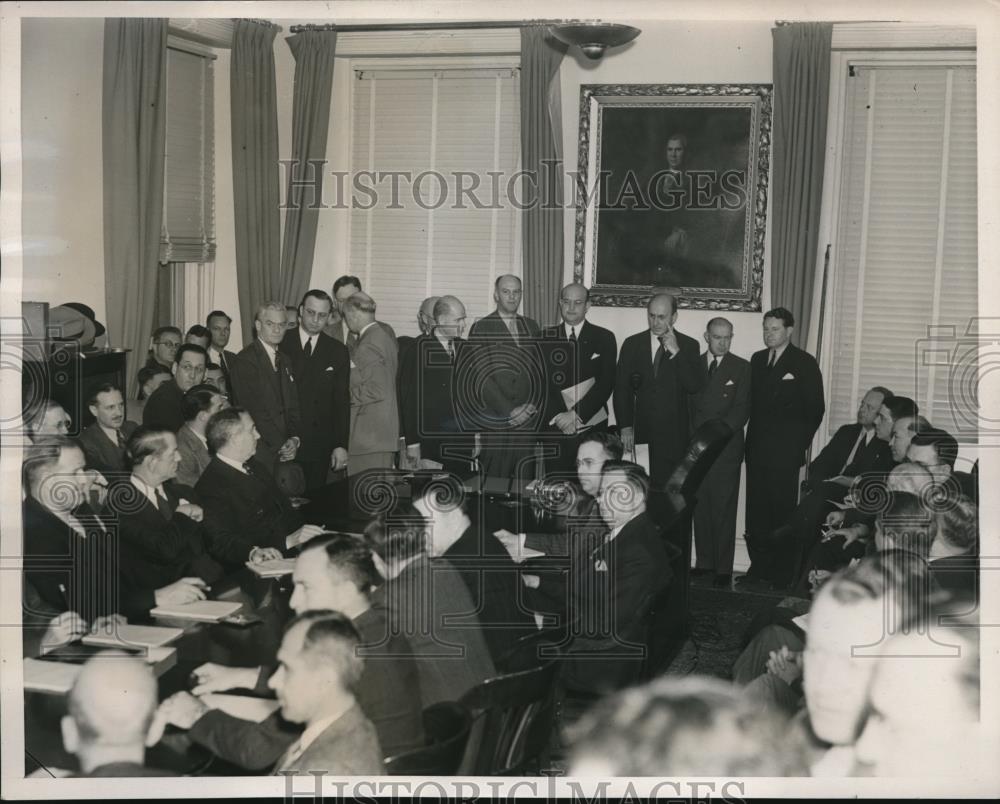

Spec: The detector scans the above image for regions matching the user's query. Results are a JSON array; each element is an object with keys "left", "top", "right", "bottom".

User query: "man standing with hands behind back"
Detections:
[
  {"left": 740, "top": 307, "right": 825, "bottom": 591},
  {"left": 613, "top": 293, "right": 705, "bottom": 486},
  {"left": 689, "top": 318, "right": 751, "bottom": 588}
]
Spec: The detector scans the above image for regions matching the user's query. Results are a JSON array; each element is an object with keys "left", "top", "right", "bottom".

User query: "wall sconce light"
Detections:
[{"left": 548, "top": 22, "right": 641, "bottom": 60}]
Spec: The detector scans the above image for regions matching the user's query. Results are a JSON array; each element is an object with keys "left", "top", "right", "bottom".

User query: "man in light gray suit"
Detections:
[
  {"left": 344, "top": 292, "right": 399, "bottom": 475},
  {"left": 689, "top": 317, "right": 751, "bottom": 588},
  {"left": 175, "top": 385, "right": 227, "bottom": 487}
]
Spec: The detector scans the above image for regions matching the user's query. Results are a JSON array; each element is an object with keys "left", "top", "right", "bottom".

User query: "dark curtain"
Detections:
[
  {"left": 279, "top": 30, "right": 338, "bottom": 309},
  {"left": 519, "top": 26, "right": 567, "bottom": 326},
  {"left": 770, "top": 22, "right": 833, "bottom": 346},
  {"left": 231, "top": 20, "right": 281, "bottom": 343},
  {"left": 102, "top": 19, "right": 168, "bottom": 399}
]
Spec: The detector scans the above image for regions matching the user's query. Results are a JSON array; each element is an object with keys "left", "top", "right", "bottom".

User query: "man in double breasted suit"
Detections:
[
  {"left": 688, "top": 318, "right": 751, "bottom": 587},
  {"left": 280, "top": 290, "right": 351, "bottom": 490},
  {"left": 229, "top": 302, "right": 302, "bottom": 488},
  {"left": 343, "top": 292, "right": 399, "bottom": 475},
  {"left": 742, "top": 307, "right": 825, "bottom": 590},
  {"left": 613, "top": 293, "right": 706, "bottom": 486}
]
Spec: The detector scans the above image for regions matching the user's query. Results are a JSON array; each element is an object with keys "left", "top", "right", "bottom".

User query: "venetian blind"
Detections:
[
  {"left": 160, "top": 44, "right": 216, "bottom": 264},
  {"left": 349, "top": 67, "right": 521, "bottom": 335},
  {"left": 826, "top": 64, "right": 977, "bottom": 441}
]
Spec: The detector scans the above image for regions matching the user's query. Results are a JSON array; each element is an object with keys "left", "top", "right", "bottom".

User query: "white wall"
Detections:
[{"left": 20, "top": 18, "right": 107, "bottom": 328}]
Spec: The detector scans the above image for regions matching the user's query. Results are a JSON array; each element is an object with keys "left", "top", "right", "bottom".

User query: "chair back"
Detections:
[
  {"left": 457, "top": 661, "right": 560, "bottom": 775},
  {"left": 383, "top": 701, "right": 471, "bottom": 776}
]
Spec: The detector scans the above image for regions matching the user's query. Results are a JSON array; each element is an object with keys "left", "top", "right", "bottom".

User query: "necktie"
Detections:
[
  {"left": 116, "top": 430, "right": 126, "bottom": 450},
  {"left": 569, "top": 326, "right": 577, "bottom": 342},
  {"left": 767, "top": 349, "right": 776, "bottom": 369},
  {"left": 303, "top": 337, "right": 313, "bottom": 358},
  {"left": 708, "top": 356, "right": 718, "bottom": 377},
  {"left": 155, "top": 489, "right": 172, "bottom": 520},
  {"left": 653, "top": 342, "right": 666, "bottom": 378},
  {"left": 347, "top": 331, "right": 359, "bottom": 352},
  {"left": 506, "top": 317, "right": 519, "bottom": 344},
  {"left": 446, "top": 340, "right": 455, "bottom": 361}
]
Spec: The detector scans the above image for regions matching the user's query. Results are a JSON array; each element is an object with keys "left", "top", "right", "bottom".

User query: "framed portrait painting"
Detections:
[{"left": 573, "top": 84, "right": 772, "bottom": 310}]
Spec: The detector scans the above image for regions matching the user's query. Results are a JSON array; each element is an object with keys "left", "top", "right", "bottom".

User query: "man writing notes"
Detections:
[
  {"left": 467, "top": 274, "right": 544, "bottom": 479},
  {"left": 740, "top": 307, "right": 825, "bottom": 591},
  {"left": 689, "top": 318, "right": 751, "bottom": 589},
  {"left": 280, "top": 289, "right": 350, "bottom": 489},
  {"left": 541, "top": 283, "right": 617, "bottom": 473},
  {"left": 614, "top": 293, "right": 705, "bottom": 486}
]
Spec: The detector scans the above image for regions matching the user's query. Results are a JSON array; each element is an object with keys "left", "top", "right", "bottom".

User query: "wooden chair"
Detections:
[{"left": 383, "top": 701, "right": 472, "bottom": 776}]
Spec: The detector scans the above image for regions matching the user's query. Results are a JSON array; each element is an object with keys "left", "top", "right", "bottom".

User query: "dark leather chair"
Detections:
[
  {"left": 457, "top": 660, "right": 560, "bottom": 775},
  {"left": 383, "top": 701, "right": 472, "bottom": 776}
]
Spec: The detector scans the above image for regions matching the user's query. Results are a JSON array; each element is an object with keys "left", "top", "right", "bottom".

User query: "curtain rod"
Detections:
[
  {"left": 240, "top": 18, "right": 283, "bottom": 31},
  {"left": 288, "top": 20, "right": 578, "bottom": 34}
]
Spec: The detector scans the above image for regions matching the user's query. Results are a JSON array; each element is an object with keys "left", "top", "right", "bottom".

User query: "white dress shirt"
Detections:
[
  {"left": 298, "top": 326, "right": 317, "bottom": 353},
  {"left": 768, "top": 342, "right": 790, "bottom": 366},
  {"left": 564, "top": 321, "right": 586, "bottom": 340},
  {"left": 259, "top": 340, "right": 279, "bottom": 371},
  {"left": 218, "top": 453, "right": 249, "bottom": 475},
  {"left": 130, "top": 474, "right": 168, "bottom": 509}
]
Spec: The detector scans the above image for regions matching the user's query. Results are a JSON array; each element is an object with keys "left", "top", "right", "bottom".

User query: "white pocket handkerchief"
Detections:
[
  {"left": 725, "top": 379, "right": 735, "bottom": 386},
  {"left": 594, "top": 559, "right": 608, "bottom": 572},
  {"left": 591, "top": 352, "right": 600, "bottom": 359},
  {"left": 350, "top": 361, "right": 358, "bottom": 369},
  {"left": 325, "top": 366, "right": 334, "bottom": 372},
  {"left": 782, "top": 372, "right": 795, "bottom": 380}
]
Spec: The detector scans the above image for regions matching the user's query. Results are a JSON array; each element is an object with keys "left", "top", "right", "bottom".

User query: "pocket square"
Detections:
[
  {"left": 782, "top": 372, "right": 795, "bottom": 380},
  {"left": 725, "top": 379, "right": 735, "bottom": 386},
  {"left": 350, "top": 361, "right": 358, "bottom": 369},
  {"left": 325, "top": 366, "right": 335, "bottom": 372},
  {"left": 590, "top": 352, "right": 600, "bottom": 359},
  {"left": 594, "top": 559, "right": 608, "bottom": 572}
]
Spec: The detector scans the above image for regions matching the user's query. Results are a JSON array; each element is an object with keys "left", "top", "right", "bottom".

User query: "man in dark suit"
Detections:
[
  {"left": 413, "top": 475, "right": 538, "bottom": 667},
  {"left": 143, "top": 344, "right": 208, "bottom": 432},
  {"left": 144, "top": 326, "right": 182, "bottom": 372},
  {"left": 400, "top": 295, "right": 476, "bottom": 473},
  {"left": 741, "top": 307, "right": 825, "bottom": 590},
  {"left": 195, "top": 408, "right": 324, "bottom": 567},
  {"left": 280, "top": 289, "right": 351, "bottom": 490},
  {"left": 614, "top": 293, "right": 706, "bottom": 486},
  {"left": 562, "top": 461, "right": 674, "bottom": 694},
  {"left": 115, "top": 428, "right": 222, "bottom": 598},
  {"left": 396, "top": 295, "right": 439, "bottom": 439},
  {"left": 206, "top": 310, "right": 239, "bottom": 396},
  {"left": 540, "top": 283, "right": 617, "bottom": 474},
  {"left": 77, "top": 382, "right": 138, "bottom": 475},
  {"left": 467, "top": 274, "right": 545, "bottom": 479},
  {"left": 156, "top": 535, "right": 425, "bottom": 764},
  {"left": 229, "top": 302, "right": 302, "bottom": 483},
  {"left": 689, "top": 317, "right": 751, "bottom": 588}
]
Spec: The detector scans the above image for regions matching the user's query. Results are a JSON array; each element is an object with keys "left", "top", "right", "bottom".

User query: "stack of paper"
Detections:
[
  {"left": 201, "top": 693, "right": 281, "bottom": 723},
  {"left": 24, "top": 658, "right": 81, "bottom": 694},
  {"left": 560, "top": 378, "right": 608, "bottom": 428},
  {"left": 150, "top": 600, "right": 242, "bottom": 622},
  {"left": 245, "top": 558, "right": 296, "bottom": 578},
  {"left": 82, "top": 624, "right": 184, "bottom": 649}
]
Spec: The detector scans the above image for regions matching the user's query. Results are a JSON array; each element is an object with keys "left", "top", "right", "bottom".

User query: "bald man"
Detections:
[
  {"left": 614, "top": 293, "right": 705, "bottom": 485},
  {"left": 62, "top": 652, "right": 172, "bottom": 776},
  {"left": 400, "top": 295, "right": 476, "bottom": 472},
  {"left": 467, "top": 274, "right": 544, "bottom": 478}
]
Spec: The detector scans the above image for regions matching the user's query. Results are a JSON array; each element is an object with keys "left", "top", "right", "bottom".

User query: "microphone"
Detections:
[{"left": 629, "top": 373, "right": 642, "bottom": 462}]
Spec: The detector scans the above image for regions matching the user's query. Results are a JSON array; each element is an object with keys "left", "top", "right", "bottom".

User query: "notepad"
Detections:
[
  {"left": 633, "top": 443, "right": 651, "bottom": 474},
  {"left": 150, "top": 600, "right": 242, "bottom": 622},
  {"left": 201, "top": 693, "right": 281, "bottom": 723},
  {"left": 83, "top": 624, "right": 184, "bottom": 649},
  {"left": 24, "top": 657, "right": 81, "bottom": 694},
  {"left": 245, "top": 558, "right": 297, "bottom": 578},
  {"left": 560, "top": 378, "right": 608, "bottom": 427}
]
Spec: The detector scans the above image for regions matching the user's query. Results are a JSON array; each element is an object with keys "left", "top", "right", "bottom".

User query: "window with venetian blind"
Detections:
[
  {"left": 825, "top": 61, "right": 977, "bottom": 441},
  {"left": 349, "top": 66, "right": 521, "bottom": 336},
  {"left": 160, "top": 43, "right": 216, "bottom": 265}
]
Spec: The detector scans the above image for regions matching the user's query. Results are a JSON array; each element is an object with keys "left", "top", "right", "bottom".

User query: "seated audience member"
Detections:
[
  {"left": 561, "top": 461, "right": 675, "bottom": 694},
  {"left": 132, "top": 366, "right": 172, "bottom": 424},
  {"left": 854, "top": 625, "right": 983, "bottom": 777},
  {"left": 62, "top": 653, "right": 174, "bottom": 777},
  {"left": 115, "top": 427, "right": 221, "bottom": 596},
  {"left": 888, "top": 413, "right": 932, "bottom": 464},
  {"left": 158, "top": 536, "right": 424, "bottom": 764},
  {"left": 195, "top": 408, "right": 322, "bottom": 566},
  {"left": 928, "top": 495, "right": 978, "bottom": 603},
  {"left": 206, "top": 310, "right": 238, "bottom": 380},
  {"left": 175, "top": 384, "right": 226, "bottom": 487},
  {"left": 568, "top": 675, "right": 809, "bottom": 777},
  {"left": 203, "top": 363, "right": 228, "bottom": 398},
  {"left": 21, "top": 576, "right": 85, "bottom": 659},
  {"left": 871, "top": 491, "right": 935, "bottom": 557},
  {"left": 907, "top": 426, "right": 976, "bottom": 500},
  {"left": 143, "top": 344, "right": 208, "bottom": 432},
  {"left": 145, "top": 326, "right": 182, "bottom": 371},
  {"left": 24, "top": 438, "right": 211, "bottom": 628},
  {"left": 874, "top": 394, "right": 920, "bottom": 452},
  {"left": 411, "top": 474, "right": 537, "bottom": 668},
  {"left": 78, "top": 383, "right": 137, "bottom": 475},
  {"left": 185, "top": 324, "right": 211, "bottom": 350},
  {"left": 27, "top": 398, "right": 72, "bottom": 441},
  {"left": 162, "top": 611, "right": 384, "bottom": 776},
  {"left": 364, "top": 509, "right": 496, "bottom": 704}
]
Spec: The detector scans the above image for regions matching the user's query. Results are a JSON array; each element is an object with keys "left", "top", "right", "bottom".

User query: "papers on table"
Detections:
[
  {"left": 559, "top": 378, "right": 608, "bottom": 428},
  {"left": 150, "top": 600, "right": 242, "bottom": 622},
  {"left": 24, "top": 658, "right": 81, "bottom": 694},
  {"left": 245, "top": 558, "right": 297, "bottom": 578},
  {"left": 82, "top": 624, "right": 183, "bottom": 649},
  {"left": 633, "top": 443, "right": 651, "bottom": 474},
  {"left": 201, "top": 693, "right": 280, "bottom": 723},
  {"left": 494, "top": 531, "right": 545, "bottom": 564}
]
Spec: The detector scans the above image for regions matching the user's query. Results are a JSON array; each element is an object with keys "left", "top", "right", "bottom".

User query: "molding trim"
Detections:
[
  {"left": 336, "top": 29, "right": 521, "bottom": 57},
  {"left": 831, "top": 22, "right": 976, "bottom": 50},
  {"left": 169, "top": 19, "right": 234, "bottom": 49}
]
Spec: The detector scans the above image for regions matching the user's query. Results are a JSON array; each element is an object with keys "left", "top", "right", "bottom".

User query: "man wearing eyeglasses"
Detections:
[
  {"left": 145, "top": 326, "right": 182, "bottom": 372},
  {"left": 143, "top": 344, "right": 208, "bottom": 432}
]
